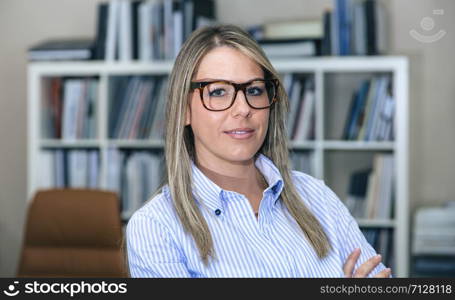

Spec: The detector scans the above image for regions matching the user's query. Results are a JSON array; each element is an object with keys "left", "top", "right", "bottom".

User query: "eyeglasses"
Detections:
[{"left": 190, "top": 78, "right": 279, "bottom": 111}]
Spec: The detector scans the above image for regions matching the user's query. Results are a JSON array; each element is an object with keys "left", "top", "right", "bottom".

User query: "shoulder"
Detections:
[
  {"left": 126, "top": 185, "right": 180, "bottom": 236},
  {"left": 289, "top": 170, "right": 344, "bottom": 215},
  {"left": 290, "top": 170, "right": 326, "bottom": 201},
  {"left": 290, "top": 170, "right": 324, "bottom": 187}
]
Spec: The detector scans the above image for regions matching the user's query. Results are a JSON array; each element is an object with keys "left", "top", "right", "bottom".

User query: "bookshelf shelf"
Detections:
[
  {"left": 40, "top": 139, "right": 101, "bottom": 148},
  {"left": 289, "top": 141, "right": 316, "bottom": 149},
  {"left": 357, "top": 219, "right": 396, "bottom": 228},
  {"left": 29, "top": 61, "right": 174, "bottom": 76},
  {"left": 322, "top": 141, "right": 395, "bottom": 151},
  {"left": 108, "top": 139, "right": 165, "bottom": 148},
  {"left": 27, "top": 56, "right": 409, "bottom": 277}
]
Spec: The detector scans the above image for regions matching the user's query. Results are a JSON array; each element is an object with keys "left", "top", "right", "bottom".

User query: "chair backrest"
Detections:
[{"left": 18, "top": 189, "right": 128, "bottom": 277}]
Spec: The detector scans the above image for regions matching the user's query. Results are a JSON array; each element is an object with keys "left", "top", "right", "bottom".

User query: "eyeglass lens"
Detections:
[{"left": 202, "top": 80, "right": 275, "bottom": 110}]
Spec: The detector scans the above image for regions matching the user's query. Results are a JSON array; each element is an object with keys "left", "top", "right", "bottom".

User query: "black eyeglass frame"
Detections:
[{"left": 189, "top": 78, "right": 279, "bottom": 111}]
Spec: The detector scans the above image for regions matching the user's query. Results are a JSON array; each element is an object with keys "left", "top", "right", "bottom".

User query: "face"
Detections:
[{"left": 186, "top": 46, "right": 270, "bottom": 167}]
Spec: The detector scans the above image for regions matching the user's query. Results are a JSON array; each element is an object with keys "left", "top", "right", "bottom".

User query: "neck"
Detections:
[{"left": 195, "top": 156, "right": 266, "bottom": 195}]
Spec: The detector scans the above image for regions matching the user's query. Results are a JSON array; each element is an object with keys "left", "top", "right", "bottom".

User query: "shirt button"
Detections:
[{"left": 215, "top": 209, "right": 222, "bottom": 216}]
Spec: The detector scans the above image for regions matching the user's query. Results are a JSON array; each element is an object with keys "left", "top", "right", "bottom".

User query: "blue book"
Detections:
[
  {"left": 337, "top": 0, "right": 351, "bottom": 55},
  {"left": 348, "top": 80, "right": 370, "bottom": 140},
  {"left": 343, "top": 91, "right": 358, "bottom": 139}
]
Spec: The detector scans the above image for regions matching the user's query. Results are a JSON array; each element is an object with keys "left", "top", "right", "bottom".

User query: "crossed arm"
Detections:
[{"left": 344, "top": 248, "right": 392, "bottom": 278}]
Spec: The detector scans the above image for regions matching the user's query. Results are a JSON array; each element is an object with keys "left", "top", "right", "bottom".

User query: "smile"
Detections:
[{"left": 223, "top": 128, "right": 255, "bottom": 139}]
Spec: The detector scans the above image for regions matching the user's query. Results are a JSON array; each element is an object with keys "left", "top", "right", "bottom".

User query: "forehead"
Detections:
[{"left": 194, "top": 46, "right": 264, "bottom": 82}]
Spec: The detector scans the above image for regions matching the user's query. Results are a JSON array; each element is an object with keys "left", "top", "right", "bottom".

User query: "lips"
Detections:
[
  {"left": 224, "top": 128, "right": 254, "bottom": 134},
  {"left": 223, "top": 128, "right": 255, "bottom": 139}
]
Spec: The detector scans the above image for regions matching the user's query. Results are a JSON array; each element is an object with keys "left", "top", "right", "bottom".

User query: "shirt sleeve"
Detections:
[
  {"left": 323, "top": 182, "right": 390, "bottom": 278},
  {"left": 126, "top": 211, "right": 191, "bottom": 278}
]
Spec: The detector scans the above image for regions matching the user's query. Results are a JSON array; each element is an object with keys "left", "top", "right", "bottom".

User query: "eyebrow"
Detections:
[{"left": 192, "top": 77, "right": 265, "bottom": 83}]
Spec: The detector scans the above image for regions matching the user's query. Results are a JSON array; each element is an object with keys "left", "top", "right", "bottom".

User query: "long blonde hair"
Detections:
[{"left": 165, "top": 24, "right": 331, "bottom": 264}]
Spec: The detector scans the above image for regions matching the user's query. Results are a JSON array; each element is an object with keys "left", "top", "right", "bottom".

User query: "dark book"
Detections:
[
  {"left": 140, "top": 77, "right": 163, "bottom": 138},
  {"left": 50, "top": 78, "right": 63, "bottom": 138},
  {"left": 192, "top": 0, "right": 216, "bottom": 29},
  {"left": 348, "top": 169, "right": 371, "bottom": 197},
  {"left": 144, "top": 77, "right": 166, "bottom": 138},
  {"left": 342, "top": 91, "right": 358, "bottom": 140},
  {"left": 349, "top": 80, "right": 370, "bottom": 140},
  {"left": 343, "top": 80, "right": 369, "bottom": 140},
  {"left": 109, "top": 77, "right": 130, "bottom": 138},
  {"left": 321, "top": 9, "right": 332, "bottom": 55},
  {"left": 346, "top": 168, "right": 371, "bottom": 218},
  {"left": 291, "top": 78, "right": 305, "bottom": 139},
  {"left": 29, "top": 39, "right": 94, "bottom": 61},
  {"left": 63, "top": 150, "right": 69, "bottom": 187},
  {"left": 131, "top": 1, "right": 142, "bottom": 60},
  {"left": 94, "top": 3, "right": 108, "bottom": 60},
  {"left": 365, "top": 0, "right": 377, "bottom": 55}
]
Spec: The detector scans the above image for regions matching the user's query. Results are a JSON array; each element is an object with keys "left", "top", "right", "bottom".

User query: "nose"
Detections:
[{"left": 230, "top": 89, "right": 251, "bottom": 118}]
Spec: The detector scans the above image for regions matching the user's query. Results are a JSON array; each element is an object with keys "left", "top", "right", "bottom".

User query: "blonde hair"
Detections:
[{"left": 164, "top": 24, "right": 331, "bottom": 264}]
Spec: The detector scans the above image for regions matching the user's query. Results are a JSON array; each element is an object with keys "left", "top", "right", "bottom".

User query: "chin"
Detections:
[{"left": 222, "top": 148, "right": 258, "bottom": 163}]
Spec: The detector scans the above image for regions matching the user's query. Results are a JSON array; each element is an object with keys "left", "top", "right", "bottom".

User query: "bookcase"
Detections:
[{"left": 27, "top": 56, "right": 409, "bottom": 277}]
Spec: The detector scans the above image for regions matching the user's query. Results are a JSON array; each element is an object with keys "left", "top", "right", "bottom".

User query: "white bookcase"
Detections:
[{"left": 27, "top": 56, "right": 409, "bottom": 277}]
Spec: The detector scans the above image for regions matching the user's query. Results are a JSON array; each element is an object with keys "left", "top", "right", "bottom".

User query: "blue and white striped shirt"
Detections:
[{"left": 126, "top": 154, "right": 387, "bottom": 277}]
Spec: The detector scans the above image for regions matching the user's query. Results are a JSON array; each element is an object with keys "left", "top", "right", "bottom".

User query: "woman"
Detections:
[{"left": 126, "top": 24, "right": 392, "bottom": 278}]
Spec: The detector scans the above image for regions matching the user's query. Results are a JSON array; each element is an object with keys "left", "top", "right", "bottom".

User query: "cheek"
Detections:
[
  {"left": 259, "top": 111, "right": 270, "bottom": 134},
  {"left": 189, "top": 100, "right": 223, "bottom": 138}
]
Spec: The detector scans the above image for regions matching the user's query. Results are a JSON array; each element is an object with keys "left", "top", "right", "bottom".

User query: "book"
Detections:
[
  {"left": 262, "top": 19, "right": 323, "bottom": 40},
  {"left": 376, "top": 155, "right": 394, "bottom": 219},
  {"left": 106, "top": 0, "right": 121, "bottom": 60},
  {"left": 352, "top": 0, "right": 366, "bottom": 55},
  {"left": 49, "top": 78, "right": 63, "bottom": 138},
  {"left": 367, "top": 76, "right": 386, "bottom": 140},
  {"left": 357, "top": 77, "right": 378, "bottom": 140},
  {"left": 325, "top": 0, "right": 388, "bottom": 56},
  {"left": 93, "top": 3, "right": 109, "bottom": 60},
  {"left": 60, "top": 78, "right": 98, "bottom": 140},
  {"left": 119, "top": 0, "right": 133, "bottom": 61},
  {"left": 123, "top": 151, "right": 163, "bottom": 215},
  {"left": 293, "top": 79, "right": 315, "bottom": 141},
  {"left": 346, "top": 80, "right": 370, "bottom": 140},
  {"left": 28, "top": 39, "right": 94, "bottom": 61},
  {"left": 192, "top": 0, "right": 216, "bottom": 29},
  {"left": 321, "top": 9, "right": 332, "bottom": 55},
  {"left": 336, "top": 0, "right": 351, "bottom": 56},
  {"left": 258, "top": 38, "right": 321, "bottom": 57},
  {"left": 362, "top": 154, "right": 394, "bottom": 220},
  {"left": 286, "top": 76, "right": 303, "bottom": 138},
  {"left": 87, "top": 150, "right": 100, "bottom": 189},
  {"left": 365, "top": 0, "right": 377, "bottom": 55},
  {"left": 149, "top": 77, "right": 169, "bottom": 139},
  {"left": 98, "top": 0, "right": 216, "bottom": 61},
  {"left": 131, "top": 1, "right": 142, "bottom": 60},
  {"left": 345, "top": 168, "right": 371, "bottom": 218}
]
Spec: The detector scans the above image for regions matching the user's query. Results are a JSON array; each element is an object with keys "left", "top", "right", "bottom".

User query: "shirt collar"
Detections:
[{"left": 191, "top": 154, "right": 284, "bottom": 214}]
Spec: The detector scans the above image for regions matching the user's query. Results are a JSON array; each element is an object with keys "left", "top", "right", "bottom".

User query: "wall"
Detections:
[
  {"left": 217, "top": 0, "right": 455, "bottom": 209},
  {"left": 0, "top": 0, "right": 105, "bottom": 276},
  {"left": 0, "top": 0, "right": 454, "bottom": 276}
]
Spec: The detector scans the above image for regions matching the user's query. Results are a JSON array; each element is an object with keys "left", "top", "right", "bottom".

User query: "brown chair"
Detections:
[{"left": 18, "top": 189, "right": 128, "bottom": 277}]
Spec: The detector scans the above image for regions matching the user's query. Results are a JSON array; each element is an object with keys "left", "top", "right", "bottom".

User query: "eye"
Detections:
[
  {"left": 209, "top": 88, "right": 226, "bottom": 97},
  {"left": 246, "top": 86, "right": 264, "bottom": 96}
]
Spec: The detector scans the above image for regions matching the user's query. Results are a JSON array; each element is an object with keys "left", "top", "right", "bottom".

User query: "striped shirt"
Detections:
[{"left": 126, "top": 154, "right": 387, "bottom": 277}]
